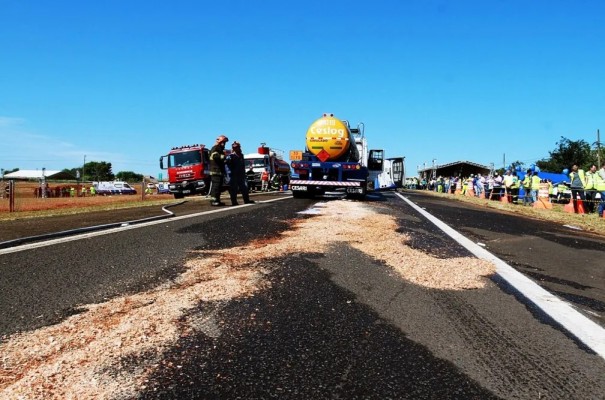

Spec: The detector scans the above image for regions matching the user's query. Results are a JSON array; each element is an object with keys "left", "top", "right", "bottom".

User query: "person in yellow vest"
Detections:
[
  {"left": 596, "top": 161, "right": 605, "bottom": 217},
  {"left": 584, "top": 164, "right": 598, "bottom": 213},
  {"left": 502, "top": 170, "right": 514, "bottom": 202},
  {"left": 569, "top": 164, "right": 587, "bottom": 213},
  {"left": 466, "top": 175, "right": 474, "bottom": 195},
  {"left": 81, "top": 186, "right": 87, "bottom": 197},
  {"left": 90, "top": 185, "right": 97, "bottom": 196},
  {"left": 510, "top": 171, "right": 520, "bottom": 203},
  {"left": 69, "top": 187, "right": 75, "bottom": 197},
  {"left": 530, "top": 172, "right": 541, "bottom": 203},
  {"left": 555, "top": 181, "right": 568, "bottom": 203},
  {"left": 521, "top": 171, "right": 532, "bottom": 205},
  {"left": 546, "top": 179, "right": 554, "bottom": 201}
]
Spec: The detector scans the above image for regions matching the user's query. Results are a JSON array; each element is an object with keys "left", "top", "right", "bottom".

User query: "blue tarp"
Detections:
[{"left": 515, "top": 171, "right": 568, "bottom": 185}]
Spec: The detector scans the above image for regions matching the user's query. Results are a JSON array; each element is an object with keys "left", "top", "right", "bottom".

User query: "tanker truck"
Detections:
[
  {"left": 244, "top": 144, "right": 291, "bottom": 191},
  {"left": 289, "top": 113, "right": 389, "bottom": 199}
]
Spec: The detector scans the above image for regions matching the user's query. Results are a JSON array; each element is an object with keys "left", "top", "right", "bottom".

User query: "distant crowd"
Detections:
[{"left": 407, "top": 162, "right": 605, "bottom": 217}]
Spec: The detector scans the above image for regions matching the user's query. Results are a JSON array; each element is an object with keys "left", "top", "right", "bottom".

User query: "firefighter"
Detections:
[
  {"left": 226, "top": 141, "right": 254, "bottom": 206},
  {"left": 209, "top": 135, "right": 229, "bottom": 206}
]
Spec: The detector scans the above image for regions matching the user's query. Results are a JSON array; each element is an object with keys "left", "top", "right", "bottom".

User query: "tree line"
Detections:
[{"left": 1, "top": 161, "right": 145, "bottom": 182}]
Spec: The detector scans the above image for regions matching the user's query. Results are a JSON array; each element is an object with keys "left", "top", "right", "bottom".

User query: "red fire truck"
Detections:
[{"left": 159, "top": 144, "right": 212, "bottom": 199}]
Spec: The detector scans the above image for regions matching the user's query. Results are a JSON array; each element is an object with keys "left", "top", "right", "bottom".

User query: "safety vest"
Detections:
[
  {"left": 569, "top": 170, "right": 586, "bottom": 188},
  {"left": 261, "top": 171, "right": 269, "bottom": 181},
  {"left": 521, "top": 175, "right": 531, "bottom": 189},
  {"left": 531, "top": 175, "right": 541, "bottom": 190},
  {"left": 594, "top": 170, "right": 605, "bottom": 191},
  {"left": 584, "top": 171, "right": 596, "bottom": 190}
]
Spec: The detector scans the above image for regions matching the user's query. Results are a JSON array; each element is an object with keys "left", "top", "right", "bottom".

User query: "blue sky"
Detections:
[{"left": 1, "top": 0, "right": 603, "bottom": 178}]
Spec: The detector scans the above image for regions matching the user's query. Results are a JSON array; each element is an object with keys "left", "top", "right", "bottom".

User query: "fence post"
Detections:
[{"left": 9, "top": 180, "right": 15, "bottom": 212}]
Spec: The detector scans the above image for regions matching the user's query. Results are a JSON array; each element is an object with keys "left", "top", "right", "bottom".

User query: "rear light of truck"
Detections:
[{"left": 342, "top": 164, "right": 361, "bottom": 170}]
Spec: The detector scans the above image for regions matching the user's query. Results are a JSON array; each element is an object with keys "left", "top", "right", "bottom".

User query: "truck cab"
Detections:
[{"left": 159, "top": 144, "right": 210, "bottom": 199}]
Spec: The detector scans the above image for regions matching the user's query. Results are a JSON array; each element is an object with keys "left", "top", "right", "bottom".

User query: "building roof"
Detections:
[
  {"left": 417, "top": 160, "right": 491, "bottom": 177},
  {"left": 3, "top": 170, "right": 77, "bottom": 180}
]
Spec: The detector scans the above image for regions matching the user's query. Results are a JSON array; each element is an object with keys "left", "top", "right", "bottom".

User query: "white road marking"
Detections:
[
  {"left": 396, "top": 192, "right": 605, "bottom": 360},
  {"left": 0, "top": 196, "right": 291, "bottom": 255}
]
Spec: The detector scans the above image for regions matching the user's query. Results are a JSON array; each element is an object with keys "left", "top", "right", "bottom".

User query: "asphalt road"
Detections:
[
  {"left": 401, "top": 190, "right": 605, "bottom": 328},
  {"left": 1, "top": 191, "right": 604, "bottom": 399}
]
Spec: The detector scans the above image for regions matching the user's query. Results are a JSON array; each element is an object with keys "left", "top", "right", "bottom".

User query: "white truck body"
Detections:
[{"left": 92, "top": 181, "right": 137, "bottom": 195}]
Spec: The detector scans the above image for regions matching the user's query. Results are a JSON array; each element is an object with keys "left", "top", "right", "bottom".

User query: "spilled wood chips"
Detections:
[{"left": 0, "top": 200, "right": 494, "bottom": 399}]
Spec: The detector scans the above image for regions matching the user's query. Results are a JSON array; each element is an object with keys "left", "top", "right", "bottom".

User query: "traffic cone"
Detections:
[
  {"left": 533, "top": 198, "right": 552, "bottom": 209},
  {"left": 500, "top": 190, "right": 509, "bottom": 204},
  {"left": 577, "top": 199, "right": 586, "bottom": 214},
  {"left": 564, "top": 197, "right": 586, "bottom": 214}
]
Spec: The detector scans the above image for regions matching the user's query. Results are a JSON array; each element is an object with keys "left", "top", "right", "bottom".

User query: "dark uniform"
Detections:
[
  {"left": 209, "top": 135, "right": 229, "bottom": 206},
  {"left": 226, "top": 141, "right": 254, "bottom": 205}
]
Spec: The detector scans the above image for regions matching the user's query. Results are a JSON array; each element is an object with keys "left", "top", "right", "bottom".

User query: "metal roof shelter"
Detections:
[
  {"left": 418, "top": 160, "right": 491, "bottom": 179},
  {"left": 3, "top": 170, "right": 77, "bottom": 180}
]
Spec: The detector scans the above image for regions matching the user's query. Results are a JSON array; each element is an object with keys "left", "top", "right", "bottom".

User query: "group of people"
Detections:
[
  {"left": 415, "top": 162, "right": 605, "bottom": 217},
  {"left": 254, "top": 168, "right": 289, "bottom": 192},
  {"left": 208, "top": 135, "right": 255, "bottom": 207},
  {"left": 33, "top": 185, "right": 96, "bottom": 198},
  {"left": 568, "top": 163, "right": 605, "bottom": 216}
]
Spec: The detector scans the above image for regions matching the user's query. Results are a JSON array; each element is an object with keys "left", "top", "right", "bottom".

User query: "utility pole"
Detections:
[
  {"left": 83, "top": 155, "right": 86, "bottom": 181},
  {"left": 41, "top": 167, "right": 47, "bottom": 199},
  {"left": 597, "top": 129, "right": 601, "bottom": 168}
]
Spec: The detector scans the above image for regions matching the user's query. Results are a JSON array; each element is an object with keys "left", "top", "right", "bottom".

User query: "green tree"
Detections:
[
  {"left": 72, "top": 161, "right": 114, "bottom": 181},
  {"left": 115, "top": 171, "right": 143, "bottom": 182},
  {"left": 535, "top": 137, "right": 592, "bottom": 173},
  {"left": 509, "top": 160, "right": 525, "bottom": 172}
]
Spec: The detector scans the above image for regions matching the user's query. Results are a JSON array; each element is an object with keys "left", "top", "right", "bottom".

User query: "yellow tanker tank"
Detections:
[{"left": 305, "top": 114, "right": 353, "bottom": 162}]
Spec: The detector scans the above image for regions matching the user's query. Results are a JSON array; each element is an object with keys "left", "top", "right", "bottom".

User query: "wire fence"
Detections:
[{"left": 0, "top": 180, "right": 168, "bottom": 213}]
